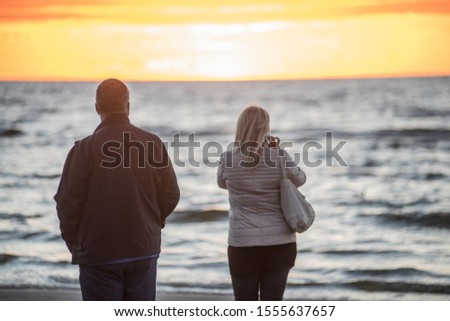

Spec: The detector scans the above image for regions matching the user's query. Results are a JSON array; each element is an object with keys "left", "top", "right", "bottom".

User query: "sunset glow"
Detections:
[{"left": 1, "top": 0, "right": 450, "bottom": 81}]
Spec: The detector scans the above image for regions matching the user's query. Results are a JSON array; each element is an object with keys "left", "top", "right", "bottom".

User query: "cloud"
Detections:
[
  {"left": 343, "top": 1, "right": 450, "bottom": 16},
  {"left": 0, "top": 12, "right": 97, "bottom": 21},
  {"left": 1, "top": 1, "right": 449, "bottom": 23},
  {"left": 0, "top": 0, "right": 115, "bottom": 7},
  {"left": 0, "top": 1, "right": 96, "bottom": 21}
]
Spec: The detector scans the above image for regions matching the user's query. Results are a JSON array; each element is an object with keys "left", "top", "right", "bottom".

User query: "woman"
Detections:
[{"left": 217, "top": 105, "right": 307, "bottom": 301}]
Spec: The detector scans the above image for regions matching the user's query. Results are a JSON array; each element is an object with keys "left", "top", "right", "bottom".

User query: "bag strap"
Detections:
[{"left": 279, "top": 149, "right": 288, "bottom": 179}]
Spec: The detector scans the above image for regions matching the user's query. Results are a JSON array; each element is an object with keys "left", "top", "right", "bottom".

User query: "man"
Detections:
[{"left": 55, "top": 78, "right": 180, "bottom": 300}]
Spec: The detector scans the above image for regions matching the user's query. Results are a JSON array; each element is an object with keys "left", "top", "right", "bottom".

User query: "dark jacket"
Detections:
[{"left": 54, "top": 114, "right": 180, "bottom": 265}]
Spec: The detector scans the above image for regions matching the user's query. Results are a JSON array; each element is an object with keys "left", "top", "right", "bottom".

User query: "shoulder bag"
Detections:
[{"left": 279, "top": 154, "right": 315, "bottom": 233}]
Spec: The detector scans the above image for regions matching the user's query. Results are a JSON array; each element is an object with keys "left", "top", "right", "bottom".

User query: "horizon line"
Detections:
[{"left": 1, "top": 72, "right": 449, "bottom": 83}]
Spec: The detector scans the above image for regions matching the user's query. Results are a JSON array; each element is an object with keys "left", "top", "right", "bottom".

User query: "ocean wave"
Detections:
[
  {"left": 26, "top": 259, "right": 70, "bottom": 266},
  {"left": 424, "top": 172, "right": 446, "bottom": 180},
  {"left": 374, "top": 129, "right": 450, "bottom": 139},
  {"left": 0, "top": 284, "right": 79, "bottom": 290},
  {"left": 348, "top": 280, "right": 450, "bottom": 294},
  {"left": 48, "top": 276, "right": 78, "bottom": 285},
  {"left": 0, "top": 172, "right": 60, "bottom": 182},
  {"left": 167, "top": 210, "right": 228, "bottom": 223},
  {"left": 404, "top": 106, "right": 450, "bottom": 118},
  {"left": 317, "top": 249, "right": 401, "bottom": 256},
  {"left": 158, "top": 282, "right": 231, "bottom": 291},
  {"left": 46, "top": 235, "right": 63, "bottom": 241},
  {"left": 340, "top": 197, "right": 432, "bottom": 209},
  {"left": 0, "top": 229, "right": 52, "bottom": 241},
  {"left": 32, "top": 173, "right": 61, "bottom": 179},
  {"left": 315, "top": 128, "right": 450, "bottom": 149},
  {"left": 0, "top": 253, "right": 70, "bottom": 266},
  {"left": 0, "top": 253, "right": 18, "bottom": 264},
  {"left": 366, "top": 212, "right": 450, "bottom": 229},
  {"left": 289, "top": 280, "right": 450, "bottom": 295},
  {"left": 0, "top": 128, "right": 24, "bottom": 137},
  {"left": 0, "top": 96, "right": 26, "bottom": 107},
  {"left": 346, "top": 268, "right": 444, "bottom": 278},
  {"left": 372, "top": 129, "right": 450, "bottom": 149},
  {"left": 21, "top": 231, "right": 49, "bottom": 239},
  {"left": 307, "top": 128, "right": 450, "bottom": 140},
  {"left": 143, "top": 126, "right": 229, "bottom": 138},
  {"left": 0, "top": 213, "right": 43, "bottom": 223}
]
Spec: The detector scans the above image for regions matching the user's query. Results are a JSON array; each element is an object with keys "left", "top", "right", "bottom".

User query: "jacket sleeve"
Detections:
[
  {"left": 54, "top": 141, "right": 90, "bottom": 253},
  {"left": 283, "top": 150, "right": 306, "bottom": 188},
  {"left": 158, "top": 145, "right": 180, "bottom": 227},
  {"left": 217, "top": 153, "right": 227, "bottom": 189}
]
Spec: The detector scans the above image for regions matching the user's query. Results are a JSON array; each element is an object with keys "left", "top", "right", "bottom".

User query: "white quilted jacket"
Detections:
[{"left": 217, "top": 148, "right": 306, "bottom": 247}]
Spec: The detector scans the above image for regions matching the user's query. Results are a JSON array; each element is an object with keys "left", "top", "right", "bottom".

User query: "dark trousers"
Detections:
[
  {"left": 231, "top": 268, "right": 291, "bottom": 301},
  {"left": 228, "top": 243, "right": 296, "bottom": 301},
  {"left": 79, "top": 257, "right": 158, "bottom": 301}
]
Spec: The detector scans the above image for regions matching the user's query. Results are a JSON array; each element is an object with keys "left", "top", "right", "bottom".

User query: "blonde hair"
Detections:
[{"left": 234, "top": 105, "right": 270, "bottom": 161}]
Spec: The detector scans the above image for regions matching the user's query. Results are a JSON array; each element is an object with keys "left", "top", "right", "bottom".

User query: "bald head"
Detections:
[{"left": 95, "top": 78, "right": 130, "bottom": 116}]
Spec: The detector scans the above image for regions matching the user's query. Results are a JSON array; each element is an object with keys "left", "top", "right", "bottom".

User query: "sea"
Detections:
[{"left": 0, "top": 77, "right": 449, "bottom": 300}]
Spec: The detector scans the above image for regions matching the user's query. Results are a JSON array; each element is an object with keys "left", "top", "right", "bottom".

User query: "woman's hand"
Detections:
[{"left": 266, "top": 135, "right": 280, "bottom": 148}]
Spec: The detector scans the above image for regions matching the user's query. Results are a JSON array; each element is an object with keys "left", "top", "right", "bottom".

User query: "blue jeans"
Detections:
[{"left": 79, "top": 257, "right": 158, "bottom": 301}]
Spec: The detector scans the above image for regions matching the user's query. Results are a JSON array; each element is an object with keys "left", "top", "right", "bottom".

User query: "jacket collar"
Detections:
[{"left": 94, "top": 113, "right": 130, "bottom": 132}]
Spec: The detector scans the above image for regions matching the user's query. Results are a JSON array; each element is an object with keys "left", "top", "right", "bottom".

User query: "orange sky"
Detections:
[{"left": 1, "top": 0, "right": 450, "bottom": 81}]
